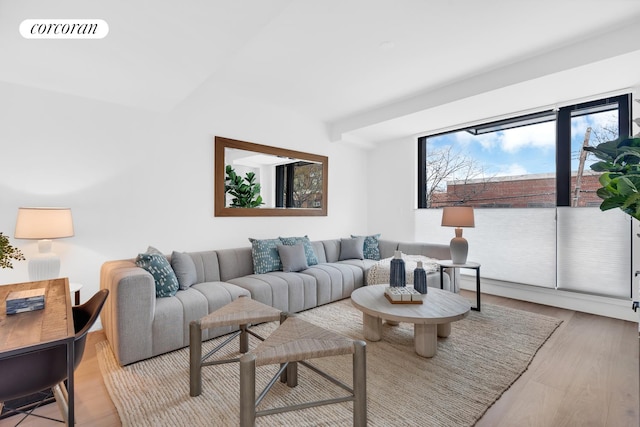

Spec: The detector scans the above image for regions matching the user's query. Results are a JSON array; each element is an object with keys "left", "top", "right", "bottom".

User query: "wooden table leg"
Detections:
[
  {"left": 362, "top": 313, "right": 382, "bottom": 341},
  {"left": 189, "top": 321, "right": 202, "bottom": 397},
  {"left": 414, "top": 323, "right": 437, "bottom": 357},
  {"left": 437, "top": 322, "right": 451, "bottom": 338}
]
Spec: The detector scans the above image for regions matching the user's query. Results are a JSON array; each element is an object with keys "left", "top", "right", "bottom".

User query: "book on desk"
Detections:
[{"left": 5, "top": 288, "right": 46, "bottom": 314}]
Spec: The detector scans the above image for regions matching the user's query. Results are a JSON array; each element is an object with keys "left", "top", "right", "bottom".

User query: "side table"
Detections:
[
  {"left": 438, "top": 260, "right": 481, "bottom": 311},
  {"left": 69, "top": 282, "right": 83, "bottom": 306}
]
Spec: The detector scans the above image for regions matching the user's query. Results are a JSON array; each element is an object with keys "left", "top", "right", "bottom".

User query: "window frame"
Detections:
[{"left": 417, "top": 94, "right": 631, "bottom": 209}]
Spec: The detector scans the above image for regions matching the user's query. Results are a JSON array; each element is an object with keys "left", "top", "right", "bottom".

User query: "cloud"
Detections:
[
  {"left": 453, "top": 131, "right": 497, "bottom": 150},
  {"left": 451, "top": 121, "right": 556, "bottom": 153},
  {"left": 498, "top": 122, "right": 555, "bottom": 153}
]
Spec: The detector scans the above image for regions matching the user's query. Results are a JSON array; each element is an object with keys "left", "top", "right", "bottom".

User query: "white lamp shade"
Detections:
[
  {"left": 15, "top": 207, "right": 74, "bottom": 239},
  {"left": 441, "top": 206, "right": 475, "bottom": 228}
]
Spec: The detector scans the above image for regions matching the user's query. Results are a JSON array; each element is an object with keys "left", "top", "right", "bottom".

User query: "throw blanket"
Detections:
[{"left": 367, "top": 254, "right": 440, "bottom": 285}]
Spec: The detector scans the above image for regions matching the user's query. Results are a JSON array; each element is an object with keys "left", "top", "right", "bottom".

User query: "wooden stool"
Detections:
[
  {"left": 239, "top": 316, "right": 367, "bottom": 426},
  {"left": 189, "top": 296, "right": 282, "bottom": 397}
]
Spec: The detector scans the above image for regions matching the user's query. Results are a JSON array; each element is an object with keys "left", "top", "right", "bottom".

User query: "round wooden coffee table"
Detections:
[{"left": 350, "top": 285, "right": 470, "bottom": 357}]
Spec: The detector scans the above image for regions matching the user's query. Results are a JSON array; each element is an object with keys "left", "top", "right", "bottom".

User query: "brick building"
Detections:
[{"left": 430, "top": 171, "right": 603, "bottom": 208}]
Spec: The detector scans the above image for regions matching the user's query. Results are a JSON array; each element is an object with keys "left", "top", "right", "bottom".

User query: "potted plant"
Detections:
[
  {"left": 0, "top": 232, "right": 25, "bottom": 269},
  {"left": 224, "top": 165, "right": 264, "bottom": 208},
  {"left": 584, "top": 137, "right": 640, "bottom": 220}
]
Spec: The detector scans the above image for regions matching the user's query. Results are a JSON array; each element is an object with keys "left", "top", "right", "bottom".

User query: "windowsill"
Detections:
[{"left": 459, "top": 275, "right": 637, "bottom": 322}]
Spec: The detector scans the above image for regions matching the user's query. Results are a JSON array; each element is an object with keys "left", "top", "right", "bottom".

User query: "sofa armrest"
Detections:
[
  {"left": 100, "top": 260, "right": 156, "bottom": 365},
  {"left": 397, "top": 242, "right": 451, "bottom": 260}
]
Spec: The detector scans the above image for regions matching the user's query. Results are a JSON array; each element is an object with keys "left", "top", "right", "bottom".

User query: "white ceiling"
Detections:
[{"left": 2, "top": 0, "right": 640, "bottom": 145}]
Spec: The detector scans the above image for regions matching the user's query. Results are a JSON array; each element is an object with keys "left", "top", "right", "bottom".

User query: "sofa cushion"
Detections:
[
  {"left": 135, "top": 250, "right": 179, "bottom": 298},
  {"left": 187, "top": 250, "right": 221, "bottom": 283},
  {"left": 229, "top": 272, "right": 318, "bottom": 313},
  {"left": 339, "top": 236, "right": 364, "bottom": 260},
  {"left": 171, "top": 251, "right": 197, "bottom": 290},
  {"left": 277, "top": 243, "right": 309, "bottom": 273},
  {"left": 352, "top": 233, "right": 381, "bottom": 260},
  {"left": 249, "top": 238, "right": 283, "bottom": 274},
  {"left": 378, "top": 239, "right": 399, "bottom": 259},
  {"left": 216, "top": 248, "right": 254, "bottom": 281},
  {"left": 279, "top": 235, "right": 318, "bottom": 266},
  {"left": 301, "top": 263, "right": 363, "bottom": 305}
]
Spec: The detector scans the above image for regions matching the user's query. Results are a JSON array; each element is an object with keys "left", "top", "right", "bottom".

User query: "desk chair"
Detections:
[{"left": 0, "top": 289, "right": 109, "bottom": 424}]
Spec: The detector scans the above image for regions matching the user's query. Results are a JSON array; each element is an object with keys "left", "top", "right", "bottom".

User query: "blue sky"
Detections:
[{"left": 427, "top": 111, "right": 618, "bottom": 179}]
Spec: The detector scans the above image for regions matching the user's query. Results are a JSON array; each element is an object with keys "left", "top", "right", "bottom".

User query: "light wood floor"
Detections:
[{"left": 1, "top": 292, "right": 638, "bottom": 426}]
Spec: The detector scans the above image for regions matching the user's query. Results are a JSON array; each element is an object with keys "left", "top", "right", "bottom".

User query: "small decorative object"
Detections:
[
  {"left": 6, "top": 288, "right": 46, "bottom": 314},
  {"left": 384, "top": 286, "right": 423, "bottom": 304},
  {"left": 389, "top": 250, "right": 406, "bottom": 287},
  {"left": 413, "top": 261, "right": 428, "bottom": 294}
]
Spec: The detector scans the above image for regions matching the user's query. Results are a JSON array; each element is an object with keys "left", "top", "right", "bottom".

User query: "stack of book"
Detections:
[
  {"left": 6, "top": 288, "right": 46, "bottom": 314},
  {"left": 384, "top": 286, "right": 423, "bottom": 304}
]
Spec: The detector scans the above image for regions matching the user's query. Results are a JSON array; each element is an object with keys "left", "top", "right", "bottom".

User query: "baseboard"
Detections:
[{"left": 459, "top": 276, "right": 638, "bottom": 322}]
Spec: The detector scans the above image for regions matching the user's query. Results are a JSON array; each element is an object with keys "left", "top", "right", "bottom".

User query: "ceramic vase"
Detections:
[
  {"left": 389, "top": 251, "right": 406, "bottom": 287},
  {"left": 413, "top": 261, "right": 428, "bottom": 294}
]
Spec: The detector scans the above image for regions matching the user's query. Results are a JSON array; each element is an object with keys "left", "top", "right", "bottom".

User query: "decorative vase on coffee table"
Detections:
[
  {"left": 413, "top": 261, "right": 428, "bottom": 294},
  {"left": 389, "top": 251, "right": 406, "bottom": 287}
]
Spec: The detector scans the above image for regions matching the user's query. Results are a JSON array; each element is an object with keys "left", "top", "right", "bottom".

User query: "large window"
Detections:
[
  {"left": 418, "top": 95, "right": 629, "bottom": 209},
  {"left": 418, "top": 94, "right": 632, "bottom": 299}
]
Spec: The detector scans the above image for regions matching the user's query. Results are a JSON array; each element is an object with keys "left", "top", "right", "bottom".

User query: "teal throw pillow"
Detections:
[
  {"left": 249, "top": 238, "right": 283, "bottom": 274},
  {"left": 279, "top": 235, "right": 318, "bottom": 266},
  {"left": 136, "top": 250, "right": 179, "bottom": 298},
  {"left": 352, "top": 234, "right": 381, "bottom": 260}
]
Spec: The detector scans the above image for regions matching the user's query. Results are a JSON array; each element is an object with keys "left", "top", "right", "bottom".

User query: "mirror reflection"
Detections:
[{"left": 215, "top": 137, "right": 328, "bottom": 217}]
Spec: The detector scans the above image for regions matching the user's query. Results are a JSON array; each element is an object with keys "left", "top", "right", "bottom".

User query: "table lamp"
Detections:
[
  {"left": 14, "top": 207, "right": 74, "bottom": 280},
  {"left": 441, "top": 206, "right": 474, "bottom": 264}
]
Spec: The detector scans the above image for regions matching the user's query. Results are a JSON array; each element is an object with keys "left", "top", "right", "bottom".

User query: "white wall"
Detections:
[
  {"left": 0, "top": 81, "right": 368, "bottom": 301},
  {"left": 366, "top": 136, "right": 417, "bottom": 241}
]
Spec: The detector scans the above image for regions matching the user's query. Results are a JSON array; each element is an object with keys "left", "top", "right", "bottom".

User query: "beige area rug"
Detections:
[{"left": 97, "top": 299, "right": 562, "bottom": 426}]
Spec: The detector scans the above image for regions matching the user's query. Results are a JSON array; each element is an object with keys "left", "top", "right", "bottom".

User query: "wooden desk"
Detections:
[{"left": 0, "top": 278, "right": 75, "bottom": 426}]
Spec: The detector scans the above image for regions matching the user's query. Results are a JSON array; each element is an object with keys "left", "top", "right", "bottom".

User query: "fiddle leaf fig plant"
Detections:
[
  {"left": 584, "top": 137, "right": 640, "bottom": 220},
  {"left": 224, "top": 165, "right": 264, "bottom": 208},
  {"left": 0, "top": 232, "right": 25, "bottom": 269}
]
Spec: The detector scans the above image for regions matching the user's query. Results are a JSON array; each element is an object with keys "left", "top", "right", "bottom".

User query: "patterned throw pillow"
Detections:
[
  {"left": 279, "top": 235, "right": 318, "bottom": 266},
  {"left": 136, "top": 249, "right": 179, "bottom": 298},
  {"left": 352, "top": 234, "right": 381, "bottom": 260},
  {"left": 249, "top": 238, "right": 283, "bottom": 274}
]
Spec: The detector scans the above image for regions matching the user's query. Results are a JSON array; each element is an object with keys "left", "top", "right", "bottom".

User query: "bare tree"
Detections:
[
  {"left": 292, "top": 163, "right": 323, "bottom": 208},
  {"left": 426, "top": 146, "right": 489, "bottom": 207},
  {"left": 589, "top": 120, "right": 619, "bottom": 145}
]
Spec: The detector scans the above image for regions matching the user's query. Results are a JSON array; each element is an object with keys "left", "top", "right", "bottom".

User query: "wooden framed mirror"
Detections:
[{"left": 214, "top": 136, "right": 328, "bottom": 217}]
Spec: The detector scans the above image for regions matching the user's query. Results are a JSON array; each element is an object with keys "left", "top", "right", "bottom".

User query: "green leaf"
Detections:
[
  {"left": 621, "top": 192, "right": 640, "bottom": 210},
  {"left": 616, "top": 176, "right": 638, "bottom": 197},
  {"left": 596, "top": 187, "right": 613, "bottom": 199}
]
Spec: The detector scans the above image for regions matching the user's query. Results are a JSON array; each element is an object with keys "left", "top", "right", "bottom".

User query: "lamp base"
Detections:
[
  {"left": 449, "top": 236, "right": 468, "bottom": 265},
  {"left": 28, "top": 253, "right": 60, "bottom": 281}
]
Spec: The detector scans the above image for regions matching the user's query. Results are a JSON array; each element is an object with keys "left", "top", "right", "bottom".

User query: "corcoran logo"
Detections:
[{"left": 20, "top": 19, "right": 109, "bottom": 39}]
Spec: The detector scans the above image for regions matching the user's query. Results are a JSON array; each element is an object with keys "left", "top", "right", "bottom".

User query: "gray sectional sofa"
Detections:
[{"left": 100, "top": 238, "right": 452, "bottom": 366}]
